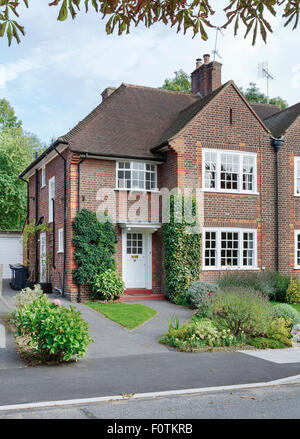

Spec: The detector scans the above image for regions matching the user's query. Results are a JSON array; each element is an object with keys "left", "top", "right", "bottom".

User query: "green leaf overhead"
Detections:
[{"left": 0, "top": 1, "right": 299, "bottom": 46}]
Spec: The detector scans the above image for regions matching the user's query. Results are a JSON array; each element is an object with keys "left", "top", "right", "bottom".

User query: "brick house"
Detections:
[{"left": 20, "top": 55, "right": 300, "bottom": 302}]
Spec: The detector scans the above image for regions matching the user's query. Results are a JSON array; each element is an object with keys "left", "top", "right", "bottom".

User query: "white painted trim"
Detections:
[
  {"left": 294, "top": 157, "right": 300, "bottom": 196},
  {"left": 48, "top": 176, "right": 55, "bottom": 224},
  {"left": 202, "top": 227, "right": 258, "bottom": 270},
  {"left": 202, "top": 148, "right": 258, "bottom": 195},
  {"left": 1, "top": 374, "right": 300, "bottom": 412},
  {"left": 116, "top": 160, "right": 158, "bottom": 192},
  {"left": 294, "top": 230, "right": 300, "bottom": 269},
  {"left": 41, "top": 166, "right": 46, "bottom": 188},
  {"left": 121, "top": 229, "right": 152, "bottom": 289},
  {"left": 58, "top": 228, "right": 64, "bottom": 253},
  {"left": 40, "top": 232, "right": 46, "bottom": 283}
]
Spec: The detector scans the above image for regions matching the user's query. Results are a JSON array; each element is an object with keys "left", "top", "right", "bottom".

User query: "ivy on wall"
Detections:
[
  {"left": 72, "top": 209, "right": 116, "bottom": 286},
  {"left": 163, "top": 195, "right": 201, "bottom": 304}
]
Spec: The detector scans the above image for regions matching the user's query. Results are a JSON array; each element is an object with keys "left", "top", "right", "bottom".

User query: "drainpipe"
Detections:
[
  {"left": 77, "top": 153, "right": 88, "bottom": 303},
  {"left": 271, "top": 136, "right": 284, "bottom": 272},
  {"left": 20, "top": 176, "right": 29, "bottom": 266},
  {"left": 35, "top": 169, "right": 39, "bottom": 283},
  {"left": 53, "top": 146, "right": 67, "bottom": 298}
]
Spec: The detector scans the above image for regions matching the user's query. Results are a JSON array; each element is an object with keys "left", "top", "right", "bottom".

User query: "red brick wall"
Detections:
[{"left": 167, "top": 83, "right": 276, "bottom": 282}]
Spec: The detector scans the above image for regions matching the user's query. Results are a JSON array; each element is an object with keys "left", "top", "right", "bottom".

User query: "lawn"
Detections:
[
  {"left": 85, "top": 302, "right": 157, "bottom": 330},
  {"left": 271, "top": 301, "right": 300, "bottom": 314}
]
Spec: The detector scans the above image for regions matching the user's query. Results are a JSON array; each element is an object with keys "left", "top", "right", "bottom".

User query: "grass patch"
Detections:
[
  {"left": 85, "top": 302, "right": 157, "bottom": 330},
  {"left": 271, "top": 301, "right": 300, "bottom": 314}
]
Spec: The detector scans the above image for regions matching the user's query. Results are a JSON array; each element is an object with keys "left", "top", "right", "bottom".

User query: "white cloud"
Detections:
[{"left": 0, "top": 59, "right": 33, "bottom": 88}]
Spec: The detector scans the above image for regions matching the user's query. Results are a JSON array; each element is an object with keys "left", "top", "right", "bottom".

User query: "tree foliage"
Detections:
[
  {"left": 161, "top": 69, "right": 192, "bottom": 93},
  {"left": 240, "top": 82, "right": 288, "bottom": 109},
  {"left": 1, "top": 1, "right": 300, "bottom": 46},
  {"left": 0, "top": 98, "right": 22, "bottom": 130},
  {"left": 0, "top": 127, "right": 41, "bottom": 230}
]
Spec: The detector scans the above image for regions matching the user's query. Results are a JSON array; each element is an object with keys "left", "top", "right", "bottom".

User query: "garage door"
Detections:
[{"left": 0, "top": 233, "right": 23, "bottom": 279}]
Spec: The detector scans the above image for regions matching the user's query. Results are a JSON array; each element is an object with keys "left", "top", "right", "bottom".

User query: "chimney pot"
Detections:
[
  {"left": 203, "top": 54, "right": 211, "bottom": 64},
  {"left": 196, "top": 58, "right": 202, "bottom": 69}
]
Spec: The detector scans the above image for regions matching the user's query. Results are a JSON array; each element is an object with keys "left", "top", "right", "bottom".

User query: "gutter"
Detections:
[
  {"left": 77, "top": 153, "right": 88, "bottom": 303},
  {"left": 271, "top": 136, "right": 284, "bottom": 272},
  {"left": 53, "top": 146, "right": 67, "bottom": 298},
  {"left": 35, "top": 169, "right": 39, "bottom": 282}
]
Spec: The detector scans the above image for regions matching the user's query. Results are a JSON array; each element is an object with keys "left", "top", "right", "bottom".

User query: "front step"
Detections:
[
  {"left": 120, "top": 293, "right": 165, "bottom": 302},
  {"left": 124, "top": 289, "right": 153, "bottom": 296}
]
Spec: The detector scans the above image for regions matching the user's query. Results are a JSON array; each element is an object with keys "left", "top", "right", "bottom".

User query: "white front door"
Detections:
[
  {"left": 40, "top": 233, "right": 47, "bottom": 283},
  {"left": 123, "top": 232, "right": 148, "bottom": 289}
]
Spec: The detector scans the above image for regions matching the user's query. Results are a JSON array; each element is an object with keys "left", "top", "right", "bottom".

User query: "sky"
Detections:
[{"left": 0, "top": 0, "right": 299, "bottom": 145}]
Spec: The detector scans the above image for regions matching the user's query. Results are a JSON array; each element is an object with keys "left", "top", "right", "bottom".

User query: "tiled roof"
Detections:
[
  {"left": 152, "top": 81, "right": 231, "bottom": 150},
  {"left": 60, "top": 83, "right": 199, "bottom": 159},
  {"left": 264, "top": 102, "right": 300, "bottom": 137},
  {"left": 251, "top": 103, "right": 282, "bottom": 120}
]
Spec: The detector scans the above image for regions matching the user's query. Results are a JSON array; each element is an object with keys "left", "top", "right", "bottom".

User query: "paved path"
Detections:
[{"left": 1, "top": 282, "right": 300, "bottom": 408}]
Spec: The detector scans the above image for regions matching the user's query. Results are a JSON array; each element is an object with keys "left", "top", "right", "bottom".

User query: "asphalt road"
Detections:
[{"left": 1, "top": 383, "right": 300, "bottom": 419}]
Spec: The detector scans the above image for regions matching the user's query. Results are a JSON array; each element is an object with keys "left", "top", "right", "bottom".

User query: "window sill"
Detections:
[
  {"left": 202, "top": 266, "right": 259, "bottom": 271},
  {"left": 114, "top": 188, "right": 160, "bottom": 193},
  {"left": 202, "top": 189, "right": 259, "bottom": 195},
  {"left": 41, "top": 184, "right": 46, "bottom": 189},
  {"left": 57, "top": 251, "right": 64, "bottom": 254}
]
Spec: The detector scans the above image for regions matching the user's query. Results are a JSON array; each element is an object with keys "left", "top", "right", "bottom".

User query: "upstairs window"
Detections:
[
  {"left": 48, "top": 176, "right": 55, "bottom": 223},
  {"left": 203, "top": 149, "right": 257, "bottom": 194},
  {"left": 58, "top": 228, "right": 64, "bottom": 253},
  {"left": 41, "top": 166, "right": 46, "bottom": 188},
  {"left": 117, "top": 162, "right": 157, "bottom": 191},
  {"left": 294, "top": 158, "right": 300, "bottom": 196}
]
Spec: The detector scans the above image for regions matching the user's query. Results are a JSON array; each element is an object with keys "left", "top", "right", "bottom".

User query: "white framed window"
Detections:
[
  {"left": 116, "top": 161, "right": 157, "bottom": 191},
  {"left": 203, "top": 149, "right": 257, "bottom": 194},
  {"left": 58, "top": 228, "right": 64, "bottom": 253},
  {"left": 295, "top": 230, "right": 300, "bottom": 268},
  {"left": 48, "top": 176, "right": 55, "bottom": 223},
  {"left": 41, "top": 166, "right": 46, "bottom": 188},
  {"left": 294, "top": 157, "right": 300, "bottom": 196},
  {"left": 203, "top": 227, "right": 257, "bottom": 270}
]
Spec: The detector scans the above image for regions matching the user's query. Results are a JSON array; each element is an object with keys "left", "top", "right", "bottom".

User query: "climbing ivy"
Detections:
[
  {"left": 72, "top": 209, "right": 116, "bottom": 286},
  {"left": 163, "top": 194, "right": 201, "bottom": 304}
]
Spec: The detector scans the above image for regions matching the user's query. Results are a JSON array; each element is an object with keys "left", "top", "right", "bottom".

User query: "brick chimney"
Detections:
[
  {"left": 191, "top": 54, "right": 222, "bottom": 97},
  {"left": 101, "top": 87, "right": 116, "bottom": 101}
]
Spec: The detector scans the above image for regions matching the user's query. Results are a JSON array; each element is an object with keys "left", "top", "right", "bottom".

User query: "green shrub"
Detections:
[
  {"left": 72, "top": 209, "right": 116, "bottom": 286},
  {"left": 211, "top": 288, "right": 272, "bottom": 336},
  {"left": 15, "top": 295, "right": 93, "bottom": 362},
  {"left": 91, "top": 269, "right": 124, "bottom": 301},
  {"left": 286, "top": 278, "right": 300, "bottom": 304},
  {"left": 218, "top": 271, "right": 290, "bottom": 301},
  {"left": 163, "top": 194, "right": 201, "bottom": 304},
  {"left": 188, "top": 281, "right": 220, "bottom": 316},
  {"left": 15, "top": 284, "right": 43, "bottom": 308},
  {"left": 266, "top": 317, "right": 292, "bottom": 346},
  {"left": 270, "top": 304, "right": 300, "bottom": 326},
  {"left": 160, "top": 318, "right": 246, "bottom": 351},
  {"left": 248, "top": 337, "right": 286, "bottom": 349}
]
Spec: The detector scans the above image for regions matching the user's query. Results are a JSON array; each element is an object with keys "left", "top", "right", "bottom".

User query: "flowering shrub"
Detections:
[
  {"left": 266, "top": 317, "right": 292, "bottom": 347},
  {"left": 270, "top": 304, "right": 300, "bottom": 327},
  {"left": 15, "top": 295, "right": 93, "bottom": 363},
  {"left": 211, "top": 287, "right": 272, "bottom": 336},
  {"left": 15, "top": 284, "right": 43, "bottom": 308},
  {"left": 188, "top": 281, "right": 220, "bottom": 315},
  {"left": 286, "top": 278, "right": 300, "bottom": 304},
  {"left": 291, "top": 324, "right": 300, "bottom": 343},
  {"left": 160, "top": 318, "right": 246, "bottom": 351}
]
